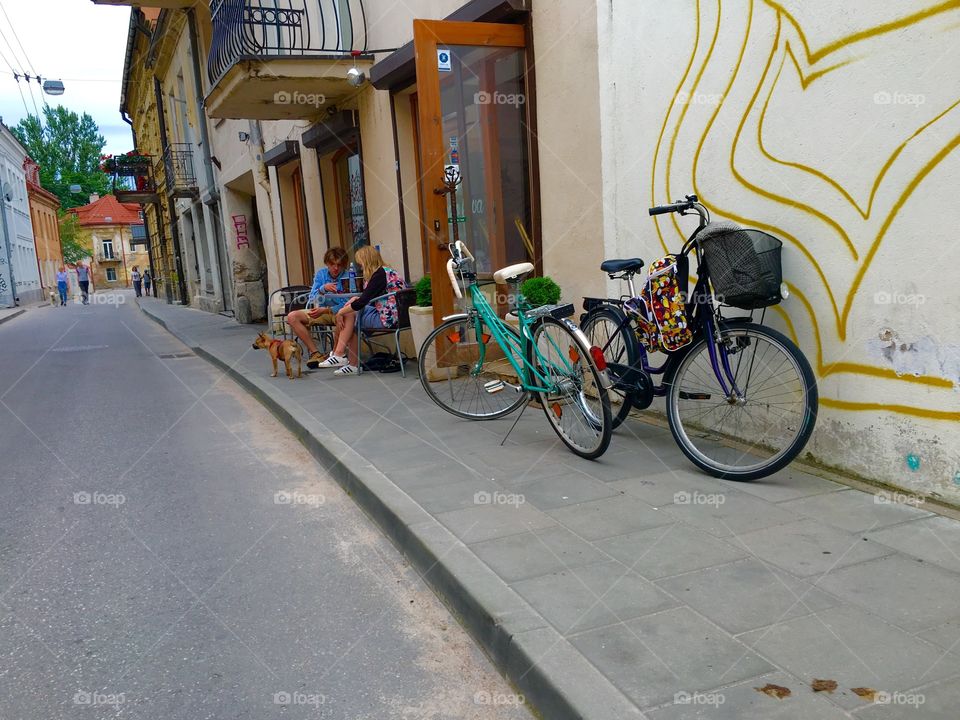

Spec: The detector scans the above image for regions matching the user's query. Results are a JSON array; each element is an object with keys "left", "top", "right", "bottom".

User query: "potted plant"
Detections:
[{"left": 409, "top": 275, "right": 435, "bottom": 362}]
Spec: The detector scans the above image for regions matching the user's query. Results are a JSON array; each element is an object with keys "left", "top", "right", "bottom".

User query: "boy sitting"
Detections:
[{"left": 287, "top": 247, "right": 349, "bottom": 368}]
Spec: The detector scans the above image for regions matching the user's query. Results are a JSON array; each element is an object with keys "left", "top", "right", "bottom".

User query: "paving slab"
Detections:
[
  {"left": 856, "top": 673, "right": 960, "bottom": 720},
  {"left": 730, "top": 518, "right": 894, "bottom": 577},
  {"left": 866, "top": 515, "right": 960, "bottom": 573},
  {"left": 779, "top": 489, "right": 932, "bottom": 533},
  {"left": 656, "top": 558, "right": 837, "bottom": 634},
  {"left": 738, "top": 605, "right": 960, "bottom": 710},
  {"left": 814, "top": 554, "right": 960, "bottom": 632},
  {"left": 511, "top": 561, "right": 678, "bottom": 634},
  {"left": 594, "top": 523, "right": 748, "bottom": 580},
  {"left": 137, "top": 298, "right": 960, "bottom": 720},
  {"left": 569, "top": 606, "right": 774, "bottom": 709}
]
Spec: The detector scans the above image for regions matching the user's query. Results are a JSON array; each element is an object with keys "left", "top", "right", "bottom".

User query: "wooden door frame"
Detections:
[{"left": 413, "top": 19, "right": 526, "bottom": 327}]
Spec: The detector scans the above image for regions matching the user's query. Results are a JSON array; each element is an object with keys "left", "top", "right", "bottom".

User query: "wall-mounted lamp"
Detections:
[
  {"left": 238, "top": 131, "right": 250, "bottom": 142},
  {"left": 347, "top": 50, "right": 366, "bottom": 88}
]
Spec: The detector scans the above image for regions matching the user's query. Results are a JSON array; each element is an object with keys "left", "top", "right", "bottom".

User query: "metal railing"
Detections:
[
  {"left": 160, "top": 143, "right": 198, "bottom": 196},
  {"left": 208, "top": 0, "right": 367, "bottom": 85},
  {"left": 111, "top": 170, "right": 158, "bottom": 197}
]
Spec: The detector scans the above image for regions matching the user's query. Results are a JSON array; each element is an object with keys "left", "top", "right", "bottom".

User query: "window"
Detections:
[
  {"left": 101, "top": 239, "right": 114, "bottom": 260},
  {"left": 106, "top": 268, "right": 117, "bottom": 282}
]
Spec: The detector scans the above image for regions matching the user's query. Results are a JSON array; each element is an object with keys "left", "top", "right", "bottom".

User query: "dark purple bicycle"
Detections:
[{"left": 581, "top": 195, "right": 818, "bottom": 481}]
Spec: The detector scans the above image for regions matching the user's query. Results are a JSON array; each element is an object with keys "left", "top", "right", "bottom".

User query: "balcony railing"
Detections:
[
  {"left": 131, "top": 224, "right": 148, "bottom": 245},
  {"left": 160, "top": 144, "right": 198, "bottom": 198},
  {"left": 96, "top": 251, "right": 121, "bottom": 263},
  {"left": 208, "top": 0, "right": 368, "bottom": 86},
  {"left": 107, "top": 155, "right": 159, "bottom": 203}
]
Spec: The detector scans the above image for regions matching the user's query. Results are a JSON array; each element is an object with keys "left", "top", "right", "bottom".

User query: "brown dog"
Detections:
[{"left": 252, "top": 333, "right": 302, "bottom": 379}]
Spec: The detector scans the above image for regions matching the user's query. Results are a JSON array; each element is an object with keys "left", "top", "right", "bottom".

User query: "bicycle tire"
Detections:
[
  {"left": 581, "top": 306, "right": 637, "bottom": 429},
  {"left": 418, "top": 316, "right": 528, "bottom": 420},
  {"left": 665, "top": 321, "right": 817, "bottom": 480},
  {"left": 526, "top": 317, "right": 612, "bottom": 459}
]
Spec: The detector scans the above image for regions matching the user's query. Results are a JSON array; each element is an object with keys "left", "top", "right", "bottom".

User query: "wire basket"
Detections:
[{"left": 698, "top": 223, "right": 783, "bottom": 309}]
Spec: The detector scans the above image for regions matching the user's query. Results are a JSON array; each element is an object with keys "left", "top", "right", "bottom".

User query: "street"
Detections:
[{"left": 0, "top": 292, "right": 531, "bottom": 720}]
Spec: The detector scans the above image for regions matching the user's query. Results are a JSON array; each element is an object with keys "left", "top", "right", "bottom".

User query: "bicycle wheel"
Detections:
[
  {"left": 527, "top": 317, "right": 612, "bottom": 459},
  {"left": 582, "top": 307, "right": 636, "bottom": 429},
  {"left": 666, "top": 322, "right": 817, "bottom": 480},
  {"left": 418, "top": 316, "right": 528, "bottom": 420}
]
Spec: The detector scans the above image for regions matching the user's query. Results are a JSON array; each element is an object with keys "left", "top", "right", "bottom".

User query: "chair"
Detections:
[
  {"left": 356, "top": 288, "right": 417, "bottom": 378},
  {"left": 268, "top": 285, "right": 311, "bottom": 339}
]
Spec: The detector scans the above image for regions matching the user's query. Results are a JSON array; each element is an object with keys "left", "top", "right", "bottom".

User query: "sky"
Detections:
[{"left": 0, "top": 0, "right": 133, "bottom": 156}]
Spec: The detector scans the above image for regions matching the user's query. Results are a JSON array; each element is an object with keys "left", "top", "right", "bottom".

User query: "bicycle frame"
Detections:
[{"left": 457, "top": 282, "right": 578, "bottom": 394}]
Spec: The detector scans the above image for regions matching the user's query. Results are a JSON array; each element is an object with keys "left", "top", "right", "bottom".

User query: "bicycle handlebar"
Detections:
[
  {"left": 446, "top": 241, "right": 475, "bottom": 300},
  {"left": 648, "top": 202, "right": 690, "bottom": 216}
]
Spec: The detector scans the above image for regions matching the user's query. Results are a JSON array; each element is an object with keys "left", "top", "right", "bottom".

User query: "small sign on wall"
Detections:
[{"left": 438, "top": 49, "right": 452, "bottom": 72}]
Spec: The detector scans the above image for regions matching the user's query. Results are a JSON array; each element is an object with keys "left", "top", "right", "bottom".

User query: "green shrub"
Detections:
[
  {"left": 414, "top": 276, "right": 432, "bottom": 307},
  {"left": 520, "top": 276, "right": 561, "bottom": 307}
]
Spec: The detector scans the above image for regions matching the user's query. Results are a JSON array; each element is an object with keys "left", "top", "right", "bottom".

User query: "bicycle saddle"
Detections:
[
  {"left": 600, "top": 258, "right": 645, "bottom": 274},
  {"left": 493, "top": 262, "right": 535, "bottom": 284}
]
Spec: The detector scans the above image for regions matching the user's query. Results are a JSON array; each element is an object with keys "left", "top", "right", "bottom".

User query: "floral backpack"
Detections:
[
  {"left": 625, "top": 255, "right": 693, "bottom": 353},
  {"left": 373, "top": 267, "right": 406, "bottom": 328}
]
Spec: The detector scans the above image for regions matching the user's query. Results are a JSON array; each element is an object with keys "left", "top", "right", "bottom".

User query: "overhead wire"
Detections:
[
  {"left": 0, "top": 0, "right": 43, "bottom": 123},
  {"left": 0, "top": 41, "right": 32, "bottom": 120}
]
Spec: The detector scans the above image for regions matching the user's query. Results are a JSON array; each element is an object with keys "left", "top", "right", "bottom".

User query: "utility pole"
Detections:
[{"left": 0, "top": 183, "right": 18, "bottom": 307}]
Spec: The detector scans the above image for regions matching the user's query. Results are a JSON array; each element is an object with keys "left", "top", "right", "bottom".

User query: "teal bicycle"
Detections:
[{"left": 417, "top": 241, "right": 613, "bottom": 459}]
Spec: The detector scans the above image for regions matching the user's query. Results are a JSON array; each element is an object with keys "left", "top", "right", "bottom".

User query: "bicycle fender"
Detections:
[
  {"left": 561, "top": 319, "right": 614, "bottom": 391},
  {"left": 440, "top": 312, "right": 471, "bottom": 322}
]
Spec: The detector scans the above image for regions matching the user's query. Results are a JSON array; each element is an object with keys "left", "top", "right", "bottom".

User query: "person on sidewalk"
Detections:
[
  {"left": 143, "top": 269, "right": 152, "bottom": 296},
  {"left": 316, "top": 246, "right": 405, "bottom": 376},
  {"left": 76, "top": 263, "right": 91, "bottom": 305},
  {"left": 288, "top": 247, "right": 350, "bottom": 369},
  {"left": 55, "top": 267, "right": 68, "bottom": 306},
  {"left": 131, "top": 266, "right": 142, "bottom": 297}
]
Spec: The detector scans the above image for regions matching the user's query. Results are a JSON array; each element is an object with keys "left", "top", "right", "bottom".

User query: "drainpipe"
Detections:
[
  {"left": 186, "top": 8, "right": 231, "bottom": 313},
  {"left": 154, "top": 75, "right": 188, "bottom": 304}
]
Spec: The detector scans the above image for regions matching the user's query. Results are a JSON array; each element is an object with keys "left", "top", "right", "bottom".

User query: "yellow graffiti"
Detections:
[{"left": 652, "top": 0, "right": 960, "bottom": 419}]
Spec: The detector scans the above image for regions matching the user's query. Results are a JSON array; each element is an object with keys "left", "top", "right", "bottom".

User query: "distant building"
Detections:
[
  {"left": 23, "top": 157, "right": 62, "bottom": 295},
  {"left": 0, "top": 121, "right": 42, "bottom": 306},
  {"left": 68, "top": 194, "right": 149, "bottom": 291}
]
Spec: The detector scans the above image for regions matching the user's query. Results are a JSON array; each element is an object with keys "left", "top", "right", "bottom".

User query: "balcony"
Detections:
[
  {"left": 106, "top": 154, "right": 159, "bottom": 204},
  {"left": 206, "top": 0, "right": 372, "bottom": 120},
  {"left": 160, "top": 144, "right": 198, "bottom": 199},
  {"left": 96, "top": 251, "right": 121, "bottom": 264},
  {"left": 131, "top": 224, "right": 148, "bottom": 246}
]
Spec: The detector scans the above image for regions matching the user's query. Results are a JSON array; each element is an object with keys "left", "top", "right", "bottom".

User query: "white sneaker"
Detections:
[
  {"left": 316, "top": 354, "right": 348, "bottom": 368},
  {"left": 334, "top": 365, "right": 358, "bottom": 376}
]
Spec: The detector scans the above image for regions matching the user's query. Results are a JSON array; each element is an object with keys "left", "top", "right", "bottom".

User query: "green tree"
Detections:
[
  {"left": 11, "top": 106, "right": 110, "bottom": 210},
  {"left": 58, "top": 213, "right": 87, "bottom": 265}
]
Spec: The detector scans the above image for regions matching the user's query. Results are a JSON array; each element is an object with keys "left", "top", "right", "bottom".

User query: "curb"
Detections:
[
  {"left": 137, "top": 300, "right": 644, "bottom": 720},
  {"left": 0, "top": 308, "right": 25, "bottom": 327}
]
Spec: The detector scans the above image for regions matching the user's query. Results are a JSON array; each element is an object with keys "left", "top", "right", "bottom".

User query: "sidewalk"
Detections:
[
  {"left": 138, "top": 297, "right": 960, "bottom": 720},
  {"left": 0, "top": 307, "right": 25, "bottom": 326}
]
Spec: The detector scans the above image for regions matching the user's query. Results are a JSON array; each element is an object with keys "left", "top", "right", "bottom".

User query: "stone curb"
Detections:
[
  {"left": 137, "top": 299, "right": 645, "bottom": 720},
  {"left": 0, "top": 308, "right": 25, "bottom": 326}
]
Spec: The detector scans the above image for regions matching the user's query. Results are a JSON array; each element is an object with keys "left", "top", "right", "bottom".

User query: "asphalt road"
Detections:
[{"left": 0, "top": 292, "right": 531, "bottom": 720}]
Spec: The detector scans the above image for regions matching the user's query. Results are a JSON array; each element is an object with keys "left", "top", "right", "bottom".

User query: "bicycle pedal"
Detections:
[{"left": 484, "top": 379, "right": 505, "bottom": 394}]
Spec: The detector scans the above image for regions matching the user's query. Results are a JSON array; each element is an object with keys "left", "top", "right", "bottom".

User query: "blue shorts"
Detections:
[{"left": 359, "top": 306, "right": 385, "bottom": 329}]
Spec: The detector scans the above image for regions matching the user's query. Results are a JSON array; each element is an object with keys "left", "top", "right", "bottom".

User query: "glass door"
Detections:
[{"left": 414, "top": 20, "right": 532, "bottom": 324}]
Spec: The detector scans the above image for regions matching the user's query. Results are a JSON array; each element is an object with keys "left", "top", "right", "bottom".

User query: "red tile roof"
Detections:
[{"left": 70, "top": 194, "right": 142, "bottom": 227}]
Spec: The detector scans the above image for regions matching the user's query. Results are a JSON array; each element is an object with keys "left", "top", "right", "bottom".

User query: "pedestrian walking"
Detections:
[
  {"left": 56, "top": 267, "right": 68, "bottom": 306},
  {"left": 143, "top": 269, "right": 152, "bottom": 296},
  {"left": 76, "top": 263, "right": 91, "bottom": 305},
  {"left": 132, "top": 266, "right": 142, "bottom": 297}
]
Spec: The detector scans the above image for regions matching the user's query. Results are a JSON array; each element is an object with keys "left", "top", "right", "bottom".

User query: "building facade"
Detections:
[
  {"left": 24, "top": 157, "right": 62, "bottom": 295},
  {"left": 0, "top": 122, "right": 43, "bottom": 306},
  {"left": 69, "top": 194, "right": 150, "bottom": 292},
  {"left": 95, "top": 0, "right": 960, "bottom": 501}
]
